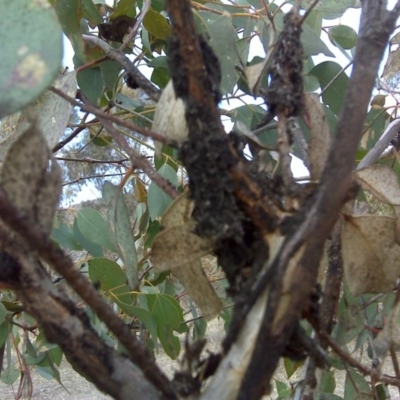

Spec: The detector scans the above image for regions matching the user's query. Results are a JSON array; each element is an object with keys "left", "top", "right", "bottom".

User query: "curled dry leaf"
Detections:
[
  {"left": 342, "top": 215, "right": 400, "bottom": 295},
  {"left": 304, "top": 93, "right": 330, "bottom": 180},
  {"left": 151, "top": 80, "right": 188, "bottom": 158},
  {"left": 245, "top": 60, "right": 268, "bottom": 95},
  {"left": 15, "top": 72, "right": 77, "bottom": 149},
  {"left": 151, "top": 193, "right": 222, "bottom": 320},
  {"left": 0, "top": 122, "right": 61, "bottom": 236},
  {"left": 354, "top": 165, "right": 400, "bottom": 207}
]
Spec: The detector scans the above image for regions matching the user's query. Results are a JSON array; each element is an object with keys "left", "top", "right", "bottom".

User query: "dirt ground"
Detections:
[{"left": 0, "top": 317, "right": 225, "bottom": 400}]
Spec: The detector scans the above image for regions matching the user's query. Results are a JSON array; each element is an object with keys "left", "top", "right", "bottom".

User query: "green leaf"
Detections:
[
  {"left": 101, "top": 60, "right": 122, "bottom": 91},
  {"left": 151, "top": 67, "right": 170, "bottom": 89},
  {"left": 73, "top": 218, "right": 103, "bottom": 257},
  {"left": 48, "top": 346, "right": 63, "bottom": 367},
  {"left": 301, "top": 23, "right": 334, "bottom": 57},
  {"left": 0, "top": 321, "right": 10, "bottom": 348},
  {"left": 344, "top": 369, "right": 372, "bottom": 399},
  {"left": 289, "top": 0, "right": 356, "bottom": 20},
  {"left": 0, "top": 302, "right": 7, "bottom": 326},
  {"left": 51, "top": 224, "right": 83, "bottom": 251},
  {"left": 81, "top": 0, "right": 103, "bottom": 25},
  {"left": 0, "top": 0, "right": 62, "bottom": 118},
  {"left": 360, "top": 107, "right": 389, "bottom": 151},
  {"left": 88, "top": 258, "right": 132, "bottom": 305},
  {"left": 305, "top": 10, "right": 323, "bottom": 35},
  {"left": 145, "top": 219, "right": 161, "bottom": 248},
  {"left": 143, "top": 8, "right": 171, "bottom": 41},
  {"left": 147, "top": 294, "right": 183, "bottom": 330},
  {"left": 284, "top": 357, "right": 303, "bottom": 379},
  {"left": 275, "top": 380, "right": 291, "bottom": 398},
  {"left": 157, "top": 324, "right": 180, "bottom": 359},
  {"left": 1, "top": 365, "right": 19, "bottom": 385},
  {"left": 117, "top": 302, "right": 158, "bottom": 342},
  {"left": 111, "top": 0, "right": 137, "bottom": 19},
  {"left": 316, "top": 395, "right": 344, "bottom": 400},
  {"left": 147, "top": 164, "right": 178, "bottom": 220},
  {"left": 114, "top": 93, "right": 143, "bottom": 109},
  {"left": 201, "top": 13, "right": 239, "bottom": 94},
  {"left": 77, "top": 67, "right": 104, "bottom": 105},
  {"left": 103, "top": 182, "right": 140, "bottom": 290},
  {"left": 320, "top": 370, "right": 336, "bottom": 393},
  {"left": 52, "top": 0, "right": 86, "bottom": 65},
  {"left": 230, "top": 104, "right": 267, "bottom": 131},
  {"left": 37, "top": 353, "right": 61, "bottom": 382},
  {"left": 76, "top": 208, "right": 117, "bottom": 252},
  {"left": 330, "top": 25, "right": 358, "bottom": 49},
  {"left": 310, "top": 61, "right": 349, "bottom": 116}
]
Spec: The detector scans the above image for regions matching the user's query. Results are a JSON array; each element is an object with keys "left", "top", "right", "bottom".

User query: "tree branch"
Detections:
[
  {"left": 237, "top": 2, "right": 400, "bottom": 398},
  {"left": 82, "top": 34, "right": 160, "bottom": 102},
  {"left": 357, "top": 118, "right": 400, "bottom": 170},
  {"left": 0, "top": 238, "right": 161, "bottom": 400},
  {"left": 50, "top": 87, "right": 168, "bottom": 146},
  {"left": 0, "top": 187, "right": 177, "bottom": 400}
]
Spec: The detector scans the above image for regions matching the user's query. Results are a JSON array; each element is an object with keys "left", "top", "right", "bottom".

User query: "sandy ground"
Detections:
[{"left": 0, "top": 317, "right": 225, "bottom": 400}]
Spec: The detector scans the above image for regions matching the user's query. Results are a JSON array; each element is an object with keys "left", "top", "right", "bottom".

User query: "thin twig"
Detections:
[
  {"left": 82, "top": 35, "right": 160, "bottom": 102},
  {"left": 320, "top": 60, "right": 353, "bottom": 97},
  {"left": 119, "top": 0, "right": 151, "bottom": 52},
  {"left": 52, "top": 123, "right": 87, "bottom": 153},
  {"left": 357, "top": 118, "right": 400, "bottom": 169},
  {"left": 300, "top": 0, "right": 321, "bottom": 25},
  {"left": 56, "top": 157, "right": 129, "bottom": 165},
  {"left": 50, "top": 86, "right": 170, "bottom": 146},
  {"left": 62, "top": 173, "right": 125, "bottom": 186},
  {"left": 320, "top": 332, "right": 400, "bottom": 388},
  {"left": 95, "top": 113, "right": 180, "bottom": 199}
]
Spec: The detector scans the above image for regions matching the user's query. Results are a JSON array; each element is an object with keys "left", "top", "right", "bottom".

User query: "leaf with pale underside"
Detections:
[
  {"left": 342, "top": 215, "right": 400, "bottom": 295},
  {"left": 354, "top": 165, "right": 400, "bottom": 206},
  {"left": 0, "top": 122, "right": 61, "bottom": 236},
  {"left": 151, "top": 81, "right": 187, "bottom": 157},
  {"left": 305, "top": 93, "right": 331, "bottom": 180},
  {"left": 151, "top": 194, "right": 222, "bottom": 320},
  {"left": 15, "top": 72, "right": 77, "bottom": 149}
]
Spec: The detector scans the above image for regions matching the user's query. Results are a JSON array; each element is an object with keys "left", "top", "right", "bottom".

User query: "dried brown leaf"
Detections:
[
  {"left": 0, "top": 122, "right": 61, "bottom": 236},
  {"left": 151, "top": 194, "right": 221, "bottom": 319},
  {"left": 304, "top": 93, "right": 330, "bottom": 180},
  {"left": 174, "top": 260, "right": 222, "bottom": 320},
  {"left": 342, "top": 215, "right": 400, "bottom": 295},
  {"left": 354, "top": 165, "right": 400, "bottom": 206},
  {"left": 151, "top": 221, "right": 213, "bottom": 271},
  {"left": 161, "top": 192, "right": 193, "bottom": 228}
]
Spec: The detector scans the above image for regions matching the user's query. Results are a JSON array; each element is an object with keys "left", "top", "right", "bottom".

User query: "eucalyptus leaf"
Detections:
[
  {"left": 76, "top": 208, "right": 117, "bottom": 252},
  {"left": 0, "top": 0, "right": 62, "bottom": 118},
  {"left": 103, "top": 182, "right": 140, "bottom": 290}
]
